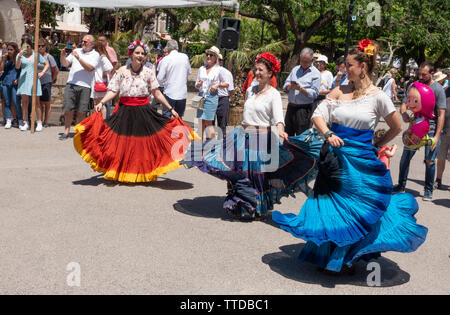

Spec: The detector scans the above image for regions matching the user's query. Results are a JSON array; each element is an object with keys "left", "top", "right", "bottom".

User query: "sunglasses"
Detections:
[
  {"left": 38, "top": 45, "right": 46, "bottom": 48},
  {"left": 206, "top": 53, "right": 216, "bottom": 57},
  {"left": 81, "top": 40, "right": 89, "bottom": 44}
]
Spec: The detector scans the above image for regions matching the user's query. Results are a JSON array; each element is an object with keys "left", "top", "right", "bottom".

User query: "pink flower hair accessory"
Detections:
[{"left": 128, "top": 40, "right": 149, "bottom": 56}]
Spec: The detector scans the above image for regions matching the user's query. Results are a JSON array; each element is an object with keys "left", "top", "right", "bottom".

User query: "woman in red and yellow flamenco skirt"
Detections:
[{"left": 73, "top": 41, "right": 198, "bottom": 183}]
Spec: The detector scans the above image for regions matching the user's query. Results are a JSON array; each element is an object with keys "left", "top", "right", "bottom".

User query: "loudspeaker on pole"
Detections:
[{"left": 217, "top": 17, "right": 240, "bottom": 51}]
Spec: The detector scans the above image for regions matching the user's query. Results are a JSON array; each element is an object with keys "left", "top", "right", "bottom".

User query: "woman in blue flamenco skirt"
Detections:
[
  {"left": 182, "top": 53, "right": 321, "bottom": 221},
  {"left": 272, "top": 40, "right": 428, "bottom": 273}
]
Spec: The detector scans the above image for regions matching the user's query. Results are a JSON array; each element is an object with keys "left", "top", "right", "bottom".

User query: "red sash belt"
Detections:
[
  {"left": 119, "top": 97, "right": 150, "bottom": 106},
  {"left": 111, "top": 97, "right": 150, "bottom": 115}
]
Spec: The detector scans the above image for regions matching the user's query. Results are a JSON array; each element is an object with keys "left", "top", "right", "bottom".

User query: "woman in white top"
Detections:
[
  {"left": 316, "top": 55, "right": 334, "bottom": 99},
  {"left": 382, "top": 69, "right": 399, "bottom": 103},
  {"left": 195, "top": 46, "right": 223, "bottom": 141},
  {"left": 93, "top": 41, "right": 114, "bottom": 119},
  {"left": 273, "top": 40, "right": 427, "bottom": 274},
  {"left": 183, "top": 52, "right": 318, "bottom": 220},
  {"left": 73, "top": 41, "right": 197, "bottom": 183}
]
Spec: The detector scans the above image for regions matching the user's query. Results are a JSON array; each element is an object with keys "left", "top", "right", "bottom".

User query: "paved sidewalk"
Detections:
[{"left": 0, "top": 107, "right": 448, "bottom": 295}]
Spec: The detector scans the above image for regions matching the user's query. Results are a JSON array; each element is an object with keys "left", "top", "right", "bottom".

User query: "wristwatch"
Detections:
[{"left": 325, "top": 130, "right": 334, "bottom": 140}]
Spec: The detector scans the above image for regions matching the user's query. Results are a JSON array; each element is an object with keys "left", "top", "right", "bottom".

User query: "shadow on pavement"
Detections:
[
  {"left": 174, "top": 196, "right": 229, "bottom": 220},
  {"left": 73, "top": 175, "right": 194, "bottom": 190},
  {"left": 58, "top": 132, "right": 76, "bottom": 138},
  {"left": 407, "top": 178, "right": 426, "bottom": 187},
  {"left": 174, "top": 198, "right": 290, "bottom": 226},
  {"left": 433, "top": 198, "right": 450, "bottom": 208},
  {"left": 404, "top": 188, "right": 421, "bottom": 197},
  {"left": 262, "top": 244, "right": 411, "bottom": 288}
]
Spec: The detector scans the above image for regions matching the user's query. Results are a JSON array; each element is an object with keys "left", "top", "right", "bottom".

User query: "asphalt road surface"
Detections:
[{"left": 0, "top": 105, "right": 449, "bottom": 295}]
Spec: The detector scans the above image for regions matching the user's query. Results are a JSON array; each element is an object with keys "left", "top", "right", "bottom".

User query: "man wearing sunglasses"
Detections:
[{"left": 59, "top": 35, "right": 99, "bottom": 140}]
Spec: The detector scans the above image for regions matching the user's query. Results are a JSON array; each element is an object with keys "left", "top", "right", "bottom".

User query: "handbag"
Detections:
[
  {"left": 191, "top": 95, "right": 205, "bottom": 109},
  {"left": 94, "top": 81, "right": 108, "bottom": 93}
]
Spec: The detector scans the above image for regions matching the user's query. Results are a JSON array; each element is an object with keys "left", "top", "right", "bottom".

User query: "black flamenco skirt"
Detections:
[{"left": 73, "top": 102, "right": 198, "bottom": 183}]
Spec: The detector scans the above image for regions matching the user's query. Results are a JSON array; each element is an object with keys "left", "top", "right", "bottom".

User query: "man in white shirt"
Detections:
[
  {"left": 156, "top": 40, "right": 192, "bottom": 118},
  {"left": 215, "top": 55, "right": 234, "bottom": 137},
  {"left": 59, "top": 35, "right": 99, "bottom": 140}
]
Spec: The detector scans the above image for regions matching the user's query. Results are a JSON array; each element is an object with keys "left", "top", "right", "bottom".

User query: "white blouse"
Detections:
[
  {"left": 242, "top": 86, "right": 284, "bottom": 127},
  {"left": 311, "top": 90, "right": 396, "bottom": 130},
  {"left": 108, "top": 65, "right": 159, "bottom": 97},
  {"left": 319, "top": 70, "right": 334, "bottom": 91},
  {"left": 196, "top": 65, "right": 222, "bottom": 95}
]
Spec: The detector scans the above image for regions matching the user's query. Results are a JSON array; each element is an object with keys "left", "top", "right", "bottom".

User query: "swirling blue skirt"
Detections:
[
  {"left": 182, "top": 127, "right": 323, "bottom": 218},
  {"left": 272, "top": 136, "right": 428, "bottom": 272}
]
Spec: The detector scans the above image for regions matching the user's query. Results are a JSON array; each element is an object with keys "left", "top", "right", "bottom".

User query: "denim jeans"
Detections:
[
  {"left": 1, "top": 84, "right": 23, "bottom": 120},
  {"left": 105, "top": 101, "right": 112, "bottom": 119},
  {"left": 162, "top": 94, "right": 186, "bottom": 118},
  {"left": 397, "top": 126, "right": 440, "bottom": 194}
]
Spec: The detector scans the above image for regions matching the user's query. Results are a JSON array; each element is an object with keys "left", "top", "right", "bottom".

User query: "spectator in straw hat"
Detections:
[
  {"left": 195, "top": 46, "right": 226, "bottom": 141},
  {"left": 433, "top": 71, "right": 447, "bottom": 89}
]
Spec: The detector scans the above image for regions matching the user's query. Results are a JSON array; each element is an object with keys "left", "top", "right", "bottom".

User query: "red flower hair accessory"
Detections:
[
  {"left": 256, "top": 52, "right": 281, "bottom": 74},
  {"left": 358, "top": 39, "right": 375, "bottom": 56}
]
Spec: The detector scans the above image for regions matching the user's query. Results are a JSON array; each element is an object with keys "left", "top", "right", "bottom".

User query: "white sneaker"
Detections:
[
  {"left": 19, "top": 121, "right": 29, "bottom": 131},
  {"left": 4, "top": 119, "right": 12, "bottom": 129},
  {"left": 36, "top": 121, "right": 43, "bottom": 132}
]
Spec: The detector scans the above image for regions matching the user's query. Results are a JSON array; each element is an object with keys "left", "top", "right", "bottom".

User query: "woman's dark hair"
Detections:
[
  {"left": 21, "top": 38, "right": 33, "bottom": 48},
  {"left": 94, "top": 40, "right": 111, "bottom": 62},
  {"left": 255, "top": 57, "right": 275, "bottom": 78},
  {"left": 129, "top": 44, "right": 148, "bottom": 56},
  {"left": 6, "top": 42, "right": 19, "bottom": 61},
  {"left": 336, "top": 56, "right": 345, "bottom": 66},
  {"left": 348, "top": 42, "right": 378, "bottom": 76}
]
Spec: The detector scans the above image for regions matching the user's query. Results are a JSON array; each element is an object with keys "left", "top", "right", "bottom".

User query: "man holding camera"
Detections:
[{"left": 59, "top": 35, "right": 99, "bottom": 140}]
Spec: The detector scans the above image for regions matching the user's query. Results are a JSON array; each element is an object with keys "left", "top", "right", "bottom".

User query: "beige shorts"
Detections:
[{"left": 437, "top": 134, "right": 450, "bottom": 161}]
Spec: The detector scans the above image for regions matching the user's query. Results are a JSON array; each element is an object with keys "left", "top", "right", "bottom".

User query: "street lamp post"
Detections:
[
  {"left": 344, "top": 0, "right": 355, "bottom": 58},
  {"left": 260, "top": 20, "right": 265, "bottom": 46}
]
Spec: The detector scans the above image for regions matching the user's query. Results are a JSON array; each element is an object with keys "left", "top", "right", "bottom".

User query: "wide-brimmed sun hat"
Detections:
[
  {"left": 316, "top": 55, "right": 328, "bottom": 64},
  {"left": 433, "top": 71, "right": 447, "bottom": 82},
  {"left": 205, "top": 46, "right": 220, "bottom": 58}
]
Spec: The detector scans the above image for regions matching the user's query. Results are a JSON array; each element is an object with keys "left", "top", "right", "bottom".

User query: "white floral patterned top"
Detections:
[{"left": 108, "top": 65, "right": 159, "bottom": 97}]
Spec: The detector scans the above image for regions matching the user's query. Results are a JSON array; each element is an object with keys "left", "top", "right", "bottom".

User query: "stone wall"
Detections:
[{"left": 0, "top": 0, "right": 25, "bottom": 43}]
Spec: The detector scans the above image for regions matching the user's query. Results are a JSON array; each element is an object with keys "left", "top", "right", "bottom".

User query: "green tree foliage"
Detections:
[
  {"left": 224, "top": 0, "right": 348, "bottom": 71},
  {"left": 17, "top": 0, "right": 69, "bottom": 28},
  {"left": 162, "top": 7, "right": 220, "bottom": 42}
]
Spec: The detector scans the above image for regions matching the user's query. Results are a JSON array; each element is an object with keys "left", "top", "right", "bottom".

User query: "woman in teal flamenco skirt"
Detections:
[
  {"left": 272, "top": 40, "right": 428, "bottom": 273},
  {"left": 183, "top": 53, "right": 321, "bottom": 221}
]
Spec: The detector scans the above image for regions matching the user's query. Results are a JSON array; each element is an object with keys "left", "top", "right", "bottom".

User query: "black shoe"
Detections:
[
  {"left": 59, "top": 133, "right": 69, "bottom": 140},
  {"left": 392, "top": 184, "right": 405, "bottom": 193},
  {"left": 434, "top": 178, "right": 442, "bottom": 190}
]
